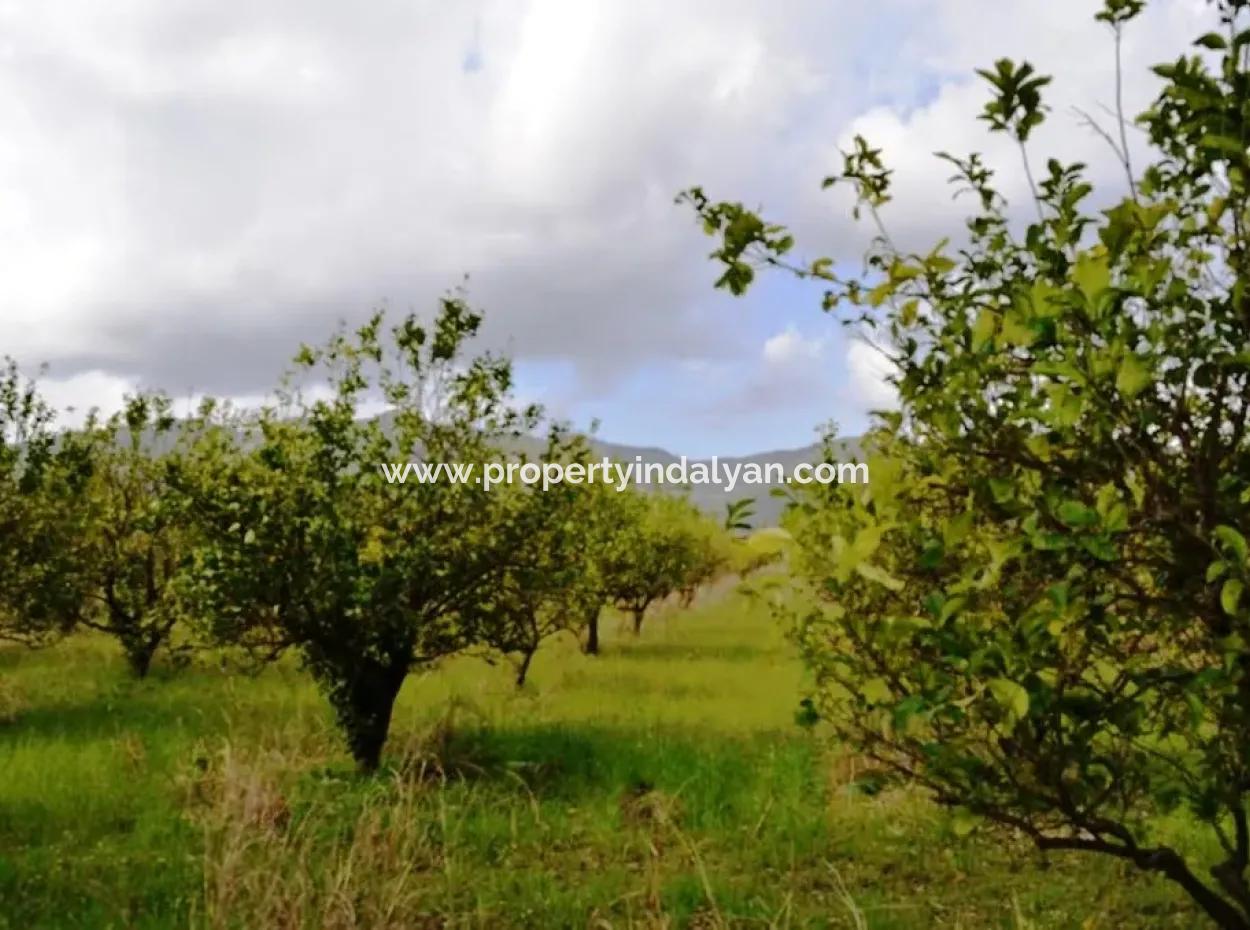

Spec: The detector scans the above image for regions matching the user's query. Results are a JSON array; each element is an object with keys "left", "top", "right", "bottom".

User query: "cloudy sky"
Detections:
[{"left": 0, "top": 0, "right": 1211, "bottom": 455}]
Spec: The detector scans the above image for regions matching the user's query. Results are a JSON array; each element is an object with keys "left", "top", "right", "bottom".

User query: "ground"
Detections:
[{"left": 0, "top": 591, "right": 1204, "bottom": 928}]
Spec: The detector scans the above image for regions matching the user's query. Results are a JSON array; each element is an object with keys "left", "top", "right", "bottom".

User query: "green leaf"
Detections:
[
  {"left": 989, "top": 477, "right": 1016, "bottom": 504},
  {"left": 1044, "top": 383, "right": 1084, "bottom": 427},
  {"left": 868, "top": 280, "right": 895, "bottom": 307},
  {"left": 988, "top": 678, "right": 1030, "bottom": 721},
  {"left": 888, "top": 261, "right": 922, "bottom": 283},
  {"left": 971, "top": 308, "right": 998, "bottom": 350},
  {"left": 1223, "top": 579, "right": 1244, "bottom": 616},
  {"left": 892, "top": 695, "right": 927, "bottom": 732},
  {"left": 950, "top": 807, "right": 983, "bottom": 838},
  {"left": 1057, "top": 500, "right": 1097, "bottom": 528},
  {"left": 1200, "top": 134, "right": 1249, "bottom": 158},
  {"left": 1029, "top": 279, "right": 1061, "bottom": 318},
  {"left": 861, "top": 677, "right": 892, "bottom": 704},
  {"left": 1195, "top": 32, "right": 1228, "bottom": 50},
  {"left": 1073, "top": 251, "right": 1111, "bottom": 306},
  {"left": 1115, "top": 354, "right": 1152, "bottom": 399},
  {"left": 943, "top": 511, "right": 974, "bottom": 547},
  {"left": 1214, "top": 525, "right": 1249, "bottom": 564},
  {"left": 856, "top": 562, "right": 905, "bottom": 592},
  {"left": 1103, "top": 502, "right": 1129, "bottom": 533},
  {"left": 1000, "top": 312, "right": 1035, "bottom": 347},
  {"left": 919, "top": 539, "right": 945, "bottom": 570},
  {"left": 1081, "top": 536, "right": 1117, "bottom": 562},
  {"left": 939, "top": 595, "right": 968, "bottom": 623}
]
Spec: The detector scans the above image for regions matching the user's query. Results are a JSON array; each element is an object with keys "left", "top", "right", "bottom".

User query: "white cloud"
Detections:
[
  {"left": 762, "top": 325, "right": 826, "bottom": 367},
  {"left": 0, "top": 0, "right": 868, "bottom": 398},
  {"left": 692, "top": 322, "right": 840, "bottom": 425},
  {"left": 40, "top": 370, "right": 139, "bottom": 429},
  {"left": 845, "top": 338, "right": 897, "bottom": 413},
  {"left": 0, "top": 0, "right": 1218, "bottom": 450}
]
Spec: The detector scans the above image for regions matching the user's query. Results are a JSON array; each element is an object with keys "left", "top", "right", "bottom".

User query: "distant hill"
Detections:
[
  {"left": 370, "top": 409, "right": 862, "bottom": 526},
  {"left": 113, "top": 408, "right": 863, "bottom": 529},
  {"left": 534, "top": 434, "right": 866, "bottom": 527}
]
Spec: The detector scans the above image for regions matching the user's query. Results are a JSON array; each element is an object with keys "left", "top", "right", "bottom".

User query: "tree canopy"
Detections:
[{"left": 173, "top": 296, "right": 540, "bottom": 769}]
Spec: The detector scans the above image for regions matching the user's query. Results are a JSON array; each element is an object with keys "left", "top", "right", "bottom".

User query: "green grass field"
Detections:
[{"left": 0, "top": 591, "right": 1202, "bottom": 928}]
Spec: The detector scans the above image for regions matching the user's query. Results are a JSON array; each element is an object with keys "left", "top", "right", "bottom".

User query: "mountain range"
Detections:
[
  {"left": 115, "top": 409, "right": 863, "bottom": 528},
  {"left": 524, "top": 434, "right": 866, "bottom": 527}
]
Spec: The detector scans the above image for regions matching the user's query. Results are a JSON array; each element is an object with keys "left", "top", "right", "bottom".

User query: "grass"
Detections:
[{"left": 0, "top": 591, "right": 1204, "bottom": 928}]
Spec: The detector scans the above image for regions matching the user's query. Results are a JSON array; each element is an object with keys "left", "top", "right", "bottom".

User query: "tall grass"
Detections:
[{"left": 0, "top": 593, "right": 1203, "bottom": 928}]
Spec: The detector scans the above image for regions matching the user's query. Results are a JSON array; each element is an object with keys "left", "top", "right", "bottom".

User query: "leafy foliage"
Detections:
[
  {"left": 5, "top": 296, "right": 740, "bottom": 769},
  {"left": 463, "top": 429, "right": 607, "bottom": 684},
  {"left": 724, "top": 496, "right": 756, "bottom": 534},
  {"left": 685, "top": 1, "right": 1250, "bottom": 925},
  {"left": 0, "top": 360, "right": 93, "bottom": 646},
  {"left": 600, "top": 492, "right": 728, "bottom": 634},
  {"left": 69, "top": 394, "right": 198, "bottom": 676}
]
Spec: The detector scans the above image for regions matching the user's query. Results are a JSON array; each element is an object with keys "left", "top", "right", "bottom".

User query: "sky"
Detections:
[{"left": 0, "top": 0, "right": 1214, "bottom": 456}]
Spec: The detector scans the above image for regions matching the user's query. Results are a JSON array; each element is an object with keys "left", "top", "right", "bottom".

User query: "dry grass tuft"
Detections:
[
  {"left": 186, "top": 704, "right": 531, "bottom": 927},
  {"left": 190, "top": 739, "right": 452, "bottom": 929},
  {"left": 619, "top": 781, "right": 683, "bottom": 829}
]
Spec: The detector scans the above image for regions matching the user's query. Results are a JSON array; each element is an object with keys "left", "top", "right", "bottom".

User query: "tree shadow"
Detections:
[
  {"left": 0, "top": 680, "right": 225, "bottom": 748},
  {"left": 382, "top": 721, "right": 820, "bottom": 827}
]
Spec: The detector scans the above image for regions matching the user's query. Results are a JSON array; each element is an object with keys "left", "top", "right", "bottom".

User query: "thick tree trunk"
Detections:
[
  {"left": 123, "top": 635, "right": 160, "bottom": 679},
  {"left": 126, "top": 648, "right": 153, "bottom": 678},
  {"left": 632, "top": 606, "right": 646, "bottom": 636},
  {"left": 338, "top": 660, "right": 409, "bottom": 773},
  {"left": 583, "top": 608, "right": 601, "bottom": 655}
]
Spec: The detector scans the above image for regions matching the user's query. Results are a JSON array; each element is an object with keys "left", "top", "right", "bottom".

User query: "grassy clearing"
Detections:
[{"left": 0, "top": 593, "right": 1201, "bottom": 928}]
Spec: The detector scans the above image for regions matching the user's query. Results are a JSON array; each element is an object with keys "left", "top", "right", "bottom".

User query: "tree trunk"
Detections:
[
  {"left": 583, "top": 608, "right": 601, "bottom": 656},
  {"left": 515, "top": 649, "right": 535, "bottom": 688},
  {"left": 337, "top": 660, "right": 409, "bottom": 773},
  {"left": 123, "top": 635, "right": 159, "bottom": 679},
  {"left": 632, "top": 606, "right": 646, "bottom": 636}
]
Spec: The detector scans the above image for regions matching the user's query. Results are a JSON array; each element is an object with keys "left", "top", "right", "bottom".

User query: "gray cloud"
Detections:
[{"left": 0, "top": 0, "right": 1214, "bottom": 437}]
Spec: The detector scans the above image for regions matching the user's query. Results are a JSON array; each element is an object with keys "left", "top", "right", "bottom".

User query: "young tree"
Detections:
[
  {"left": 2, "top": 367, "right": 198, "bottom": 676},
  {"left": 0, "top": 360, "right": 92, "bottom": 646},
  {"left": 71, "top": 395, "right": 195, "bottom": 677},
  {"left": 466, "top": 430, "right": 604, "bottom": 685},
  {"left": 603, "top": 493, "right": 726, "bottom": 635},
  {"left": 677, "top": 512, "right": 733, "bottom": 608},
  {"left": 178, "top": 295, "right": 537, "bottom": 771},
  {"left": 574, "top": 481, "right": 634, "bottom": 656},
  {"left": 685, "top": 2, "right": 1250, "bottom": 925}
]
